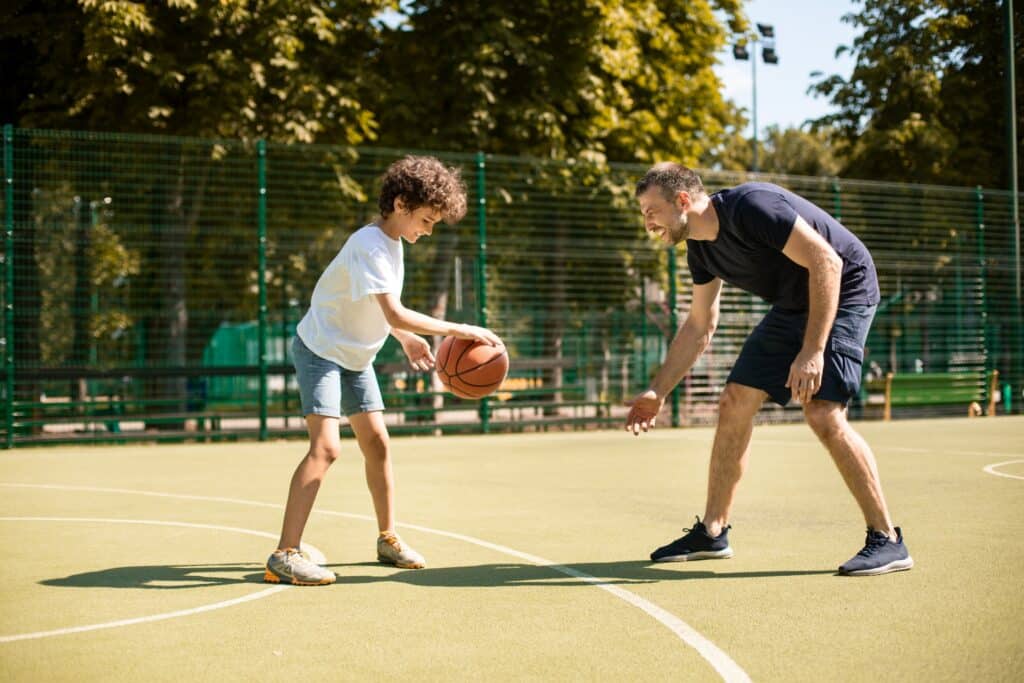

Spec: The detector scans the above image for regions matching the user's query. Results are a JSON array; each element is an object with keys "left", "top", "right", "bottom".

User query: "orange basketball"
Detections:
[{"left": 436, "top": 336, "right": 509, "bottom": 399}]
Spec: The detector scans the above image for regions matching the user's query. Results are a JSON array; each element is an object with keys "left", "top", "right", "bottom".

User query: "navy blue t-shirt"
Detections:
[{"left": 687, "top": 183, "right": 880, "bottom": 310}]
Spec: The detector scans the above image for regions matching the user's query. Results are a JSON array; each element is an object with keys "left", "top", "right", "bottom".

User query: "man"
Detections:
[{"left": 627, "top": 163, "right": 913, "bottom": 577}]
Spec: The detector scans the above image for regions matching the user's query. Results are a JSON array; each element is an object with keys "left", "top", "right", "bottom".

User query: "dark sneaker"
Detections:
[
  {"left": 650, "top": 516, "right": 733, "bottom": 562},
  {"left": 838, "top": 527, "right": 914, "bottom": 576}
]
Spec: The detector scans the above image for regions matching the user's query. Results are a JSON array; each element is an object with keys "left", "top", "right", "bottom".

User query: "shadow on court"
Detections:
[
  {"left": 335, "top": 561, "right": 837, "bottom": 587},
  {"left": 40, "top": 560, "right": 834, "bottom": 590},
  {"left": 41, "top": 563, "right": 266, "bottom": 589}
]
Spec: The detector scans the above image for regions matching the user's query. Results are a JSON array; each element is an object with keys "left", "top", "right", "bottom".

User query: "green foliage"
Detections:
[
  {"left": 375, "top": 0, "right": 747, "bottom": 164},
  {"left": 810, "top": 0, "right": 1023, "bottom": 187},
  {"left": 5, "top": 0, "right": 392, "bottom": 144}
]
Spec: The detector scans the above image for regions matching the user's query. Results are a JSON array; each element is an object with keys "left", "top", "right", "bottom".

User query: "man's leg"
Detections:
[
  {"left": 802, "top": 399, "right": 895, "bottom": 539},
  {"left": 703, "top": 382, "right": 768, "bottom": 538}
]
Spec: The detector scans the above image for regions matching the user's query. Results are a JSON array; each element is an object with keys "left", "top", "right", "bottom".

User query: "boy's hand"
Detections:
[
  {"left": 399, "top": 334, "right": 435, "bottom": 372},
  {"left": 625, "top": 389, "right": 663, "bottom": 436},
  {"left": 454, "top": 324, "right": 503, "bottom": 346}
]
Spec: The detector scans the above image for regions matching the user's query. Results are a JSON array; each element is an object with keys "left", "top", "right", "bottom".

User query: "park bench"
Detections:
[{"left": 864, "top": 370, "right": 1000, "bottom": 420}]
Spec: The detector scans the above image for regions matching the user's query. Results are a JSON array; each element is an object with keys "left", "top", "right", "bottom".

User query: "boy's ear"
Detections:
[{"left": 393, "top": 196, "right": 408, "bottom": 214}]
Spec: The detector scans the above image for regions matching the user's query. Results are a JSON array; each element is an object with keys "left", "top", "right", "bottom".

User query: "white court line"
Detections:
[
  {"left": 1, "top": 483, "right": 750, "bottom": 683},
  {"left": 982, "top": 460, "right": 1024, "bottom": 481},
  {"left": 0, "top": 517, "right": 291, "bottom": 644}
]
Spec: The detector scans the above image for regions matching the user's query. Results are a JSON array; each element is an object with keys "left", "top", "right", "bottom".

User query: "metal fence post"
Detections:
[
  {"left": 475, "top": 151, "right": 490, "bottom": 433},
  {"left": 257, "top": 140, "right": 268, "bottom": 440},
  {"left": 3, "top": 125, "right": 13, "bottom": 449},
  {"left": 976, "top": 186, "right": 991, "bottom": 406},
  {"left": 668, "top": 245, "right": 680, "bottom": 427}
]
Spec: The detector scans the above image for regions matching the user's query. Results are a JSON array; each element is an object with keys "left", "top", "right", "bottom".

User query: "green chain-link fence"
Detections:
[{"left": 2, "top": 127, "right": 1021, "bottom": 446}]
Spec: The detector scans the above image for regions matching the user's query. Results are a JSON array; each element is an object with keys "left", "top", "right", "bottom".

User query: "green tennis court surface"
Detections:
[{"left": 2, "top": 417, "right": 1022, "bottom": 681}]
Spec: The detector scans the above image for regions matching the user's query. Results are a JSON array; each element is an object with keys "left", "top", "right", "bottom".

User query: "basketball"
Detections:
[{"left": 436, "top": 336, "right": 509, "bottom": 399}]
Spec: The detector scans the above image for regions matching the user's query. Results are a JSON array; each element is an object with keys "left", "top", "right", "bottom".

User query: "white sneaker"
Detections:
[
  {"left": 377, "top": 532, "right": 426, "bottom": 569},
  {"left": 264, "top": 548, "right": 336, "bottom": 585}
]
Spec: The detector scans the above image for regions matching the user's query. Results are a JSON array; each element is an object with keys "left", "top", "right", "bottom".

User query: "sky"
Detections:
[{"left": 715, "top": 0, "right": 860, "bottom": 135}]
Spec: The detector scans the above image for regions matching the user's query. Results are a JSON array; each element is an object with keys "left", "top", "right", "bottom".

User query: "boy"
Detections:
[{"left": 265, "top": 156, "right": 501, "bottom": 585}]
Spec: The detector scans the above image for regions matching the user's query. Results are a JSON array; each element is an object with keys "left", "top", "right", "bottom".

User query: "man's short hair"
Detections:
[
  {"left": 378, "top": 155, "right": 468, "bottom": 223},
  {"left": 635, "top": 162, "right": 705, "bottom": 202}
]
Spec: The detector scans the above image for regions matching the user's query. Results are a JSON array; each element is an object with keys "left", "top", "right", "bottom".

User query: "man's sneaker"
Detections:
[
  {"left": 838, "top": 527, "right": 914, "bottom": 576},
  {"left": 377, "top": 531, "right": 426, "bottom": 569},
  {"left": 650, "top": 516, "right": 734, "bottom": 562},
  {"left": 264, "top": 547, "right": 336, "bottom": 585}
]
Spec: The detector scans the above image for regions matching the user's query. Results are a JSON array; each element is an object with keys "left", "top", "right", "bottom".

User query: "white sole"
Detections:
[
  {"left": 841, "top": 556, "right": 914, "bottom": 576},
  {"left": 652, "top": 548, "right": 734, "bottom": 562}
]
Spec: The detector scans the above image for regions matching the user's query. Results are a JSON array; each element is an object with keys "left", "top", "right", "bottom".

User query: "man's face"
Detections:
[
  {"left": 637, "top": 187, "right": 689, "bottom": 245},
  {"left": 394, "top": 199, "right": 443, "bottom": 243}
]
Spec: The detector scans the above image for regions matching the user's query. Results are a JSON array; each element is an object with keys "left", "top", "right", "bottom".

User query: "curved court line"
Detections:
[
  {"left": 1, "top": 483, "right": 750, "bottom": 683},
  {"left": 982, "top": 460, "right": 1024, "bottom": 481},
  {"left": 0, "top": 517, "right": 292, "bottom": 644}
]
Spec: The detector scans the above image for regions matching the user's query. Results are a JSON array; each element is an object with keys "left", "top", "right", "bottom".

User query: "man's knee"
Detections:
[
  {"left": 803, "top": 400, "right": 846, "bottom": 439},
  {"left": 718, "top": 384, "right": 764, "bottom": 421}
]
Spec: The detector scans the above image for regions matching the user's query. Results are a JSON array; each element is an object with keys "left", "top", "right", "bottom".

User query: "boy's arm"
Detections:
[{"left": 374, "top": 293, "right": 502, "bottom": 345}]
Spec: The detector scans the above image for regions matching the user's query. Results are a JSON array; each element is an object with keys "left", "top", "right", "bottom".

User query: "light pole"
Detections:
[{"left": 733, "top": 23, "right": 779, "bottom": 173}]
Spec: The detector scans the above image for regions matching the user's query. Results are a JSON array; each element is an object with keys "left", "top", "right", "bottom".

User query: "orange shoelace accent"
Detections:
[{"left": 379, "top": 532, "right": 402, "bottom": 551}]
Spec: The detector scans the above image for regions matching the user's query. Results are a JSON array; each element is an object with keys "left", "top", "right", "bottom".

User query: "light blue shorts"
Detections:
[{"left": 291, "top": 336, "right": 385, "bottom": 418}]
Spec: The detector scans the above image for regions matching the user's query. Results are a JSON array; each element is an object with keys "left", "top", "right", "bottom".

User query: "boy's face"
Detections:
[{"left": 393, "top": 198, "right": 443, "bottom": 243}]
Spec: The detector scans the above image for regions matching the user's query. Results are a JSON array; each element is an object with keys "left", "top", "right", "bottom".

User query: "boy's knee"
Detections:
[
  {"left": 309, "top": 442, "right": 342, "bottom": 464},
  {"left": 360, "top": 431, "right": 390, "bottom": 460}
]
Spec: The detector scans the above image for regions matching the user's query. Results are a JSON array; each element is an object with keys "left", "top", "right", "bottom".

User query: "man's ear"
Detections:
[{"left": 675, "top": 191, "right": 692, "bottom": 211}]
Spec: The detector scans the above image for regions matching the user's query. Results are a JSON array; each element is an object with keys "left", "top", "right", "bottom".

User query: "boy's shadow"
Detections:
[
  {"left": 41, "top": 563, "right": 267, "bottom": 589},
  {"left": 41, "top": 561, "right": 835, "bottom": 590}
]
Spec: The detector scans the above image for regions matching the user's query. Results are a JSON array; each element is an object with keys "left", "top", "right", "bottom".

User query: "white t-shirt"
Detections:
[{"left": 296, "top": 224, "right": 404, "bottom": 371}]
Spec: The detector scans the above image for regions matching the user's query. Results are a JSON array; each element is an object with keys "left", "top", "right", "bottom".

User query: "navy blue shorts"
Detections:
[{"left": 728, "top": 304, "right": 877, "bottom": 406}]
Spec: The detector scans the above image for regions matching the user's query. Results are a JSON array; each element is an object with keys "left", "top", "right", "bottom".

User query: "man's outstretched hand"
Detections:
[{"left": 625, "top": 389, "right": 663, "bottom": 436}]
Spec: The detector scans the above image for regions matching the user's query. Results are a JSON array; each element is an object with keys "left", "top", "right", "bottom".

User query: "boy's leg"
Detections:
[
  {"left": 348, "top": 409, "right": 426, "bottom": 569},
  {"left": 802, "top": 399, "right": 894, "bottom": 537},
  {"left": 348, "top": 410, "right": 394, "bottom": 533},
  {"left": 277, "top": 414, "right": 342, "bottom": 550}
]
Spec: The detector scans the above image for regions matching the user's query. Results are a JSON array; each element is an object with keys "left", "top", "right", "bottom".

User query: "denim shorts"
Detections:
[
  {"left": 291, "top": 336, "right": 385, "bottom": 418},
  {"left": 728, "top": 304, "right": 877, "bottom": 406}
]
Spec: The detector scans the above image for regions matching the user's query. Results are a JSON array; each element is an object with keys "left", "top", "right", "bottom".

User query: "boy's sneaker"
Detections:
[
  {"left": 377, "top": 531, "right": 426, "bottom": 569},
  {"left": 650, "top": 516, "right": 734, "bottom": 562},
  {"left": 264, "top": 547, "right": 336, "bottom": 585},
  {"left": 838, "top": 527, "right": 914, "bottom": 576}
]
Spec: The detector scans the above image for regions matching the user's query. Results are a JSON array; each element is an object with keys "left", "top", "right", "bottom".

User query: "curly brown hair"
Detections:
[{"left": 378, "top": 156, "right": 468, "bottom": 224}]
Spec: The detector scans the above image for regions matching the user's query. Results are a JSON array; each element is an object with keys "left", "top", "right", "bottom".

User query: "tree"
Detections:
[
  {"left": 810, "top": 0, "right": 1023, "bottom": 188},
  {"left": 375, "top": 0, "right": 746, "bottom": 164},
  {"left": 2, "top": 0, "right": 392, "bottom": 418}
]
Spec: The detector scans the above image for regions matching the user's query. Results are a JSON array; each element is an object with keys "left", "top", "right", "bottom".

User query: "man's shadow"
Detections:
[{"left": 41, "top": 560, "right": 834, "bottom": 590}]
